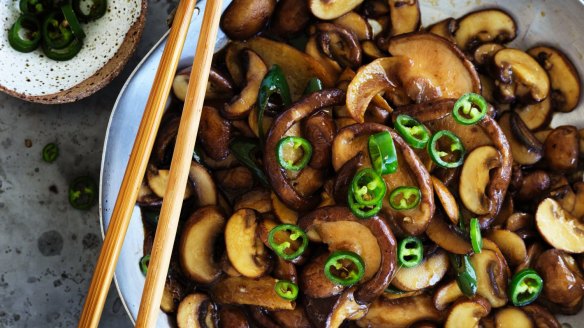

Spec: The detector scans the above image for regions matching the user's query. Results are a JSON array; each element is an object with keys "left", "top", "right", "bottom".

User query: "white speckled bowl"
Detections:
[
  {"left": 101, "top": 0, "right": 584, "bottom": 327},
  {"left": 0, "top": 0, "right": 146, "bottom": 104}
]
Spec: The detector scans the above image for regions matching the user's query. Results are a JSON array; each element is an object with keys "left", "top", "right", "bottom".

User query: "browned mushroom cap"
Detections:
[
  {"left": 211, "top": 276, "right": 295, "bottom": 310},
  {"left": 521, "top": 304, "right": 562, "bottom": 328},
  {"left": 534, "top": 249, "right": 584, "bottom": 306},
  {"left": 179, "top": 206, "right": 226, "bottom": 284},
  {"left": 333, "top": 152, "right": 366, "bottom": 205},
  {"left": 346, "top": 56, "right": 412, "bottom": 123},
  {"left": 269, "top": 0, "right": 311, "bottom": 37},
  {"left": 224, "top": 209, "right": 271, "bottom": 278},
  {"left": 492, "top": 48, "right": 550, "bottom": 104},
  {"left": 388, "top": 33, "right": 481, "bottom": 103},
  {"left": 473, "top": 43, "right": 505, "bottom": 66},
  {"left": 313, "top": 23, "right": 363, "bottom": 69},
  {"left": 497, "top": 112, "right": 543, "bottom": 166},
  {"left": 515, "top": 97, "right": 552, "bottom": 131},
  {"left": 299, "top": 206, "right": 397, "bottom": 304},
  {"left": 324, "top": 287, "right": 369, "bottom": 328},
  {"left": 427, "top": 18, "right": 457, "bottom": 43},
  {"left": 356, "top": 293, "right": 444, "bottom": 327},
  {"left": 303, "top": 111, "right": 336, "bottom": 170},
  {"left": 426, "top": 213, "right": 472, "bottom": 255},
  {"left": 222, "top": 50, "right": 268, "bottom": 119},
  {"left": 264, "top": 89, "right": 345, "bottom": 211},
  {"left": 398, "top": 99, "right": 512, "bottom": 227},
  {"left": 444, "top": 297, "right": 491, "bottom": 328},
  {"left": 433, "top": 280, "right": 463, "bottom": 311},
  {"left": 309, "top": 0, "right": 363, "bottom": 20},
  {"left": 333, "top": 12, "right": 372, "bottom": 41},
  {"left": 528, "top": 46, "right": 581, "bottom": 113},
  {"left": 470, "top": 248, "right": 509, "bottom": 307},
  {"left": 515, "top": 242, "right": 544, "bottom": 274},
  {"left": 536, "top": 198, "right": 584, "bottom": 253},
  {"left": 391, "top": 249, "right": 449, "bottom": 291},
  {"left": 331, "top": 123, "right": 434, "bottom": 235},
  {"left": 234, "top": 188, "right": 273, "bottom": 214},
  {"left": 188, "top": 161, "right": 218, "bottom": 207},
  {"left": 177, "top": 293, "right": 218, "bottom": 328},
  {"left": 301, "top": 253, "right": 346, "bottom": 299},
  {"left": 153, "top": 115, "right": 180, "bottom": 166},
  {"left": 220, "top": 0, "right": 276, "bottom": 40},
  {"left": 388, "top": 0, "right": 420, "bottom": 36},
  {"left": 218, "top": 306, "right": 250, "bottom": 328},
  {"left": 270, "top": 306, "right": 312, "bottom": 328},
  {"left": 546, "top": 184, "right": 577, "bottom": 214},
  {"left": 215, "top": 166, "right": 254, "bottom": 193},
  {"left": 544, "top": 126, "right": 580, "bottom": 172},
  {"left": 199, "top": 106, "right": 232, "bottom": 161},
  {"left": 454, "top": 9, "right": 517, "bottom": 51}
]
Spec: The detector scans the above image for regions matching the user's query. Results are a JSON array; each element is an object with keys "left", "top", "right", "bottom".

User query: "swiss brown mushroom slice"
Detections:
[
  {"left": 325, "top": 287, "right": 369, "bottom": 328},
  {"left": 514, "top": 97, "right": 552, "bottom": 131},
  {"left": 304, "top": 111, "right": 336, "bottom": 170},
  {"left": 177, "top": 293, "right": 218, "bottom": 328},
  {"left": 453, "top": 9, "right": 517, "bottom": 51},
  {"left": 299, "top": 206, "right": 397, "bottom": 304},
  {"left": 312, "top": 23, "right": 363, "bottom": 70},
  {"left": 431, "top": 176, "right": 459, "bottom": 225},
  {"left": 528, "top": 46, "right": 581, "bottom": 113},
  {"left": 459, "top": 146, "right": 503, "bottom": 216},
  {"left": 388, "top": 33, "right": 481, "bottom": 103},
  {"left": 199, "top": 106, "right": 232, "bottom": 161},
  {"left": 445, "top": 297, "right": 491, "bottom": 328},
  {"left": 211, "top": 276, "right": 295, "bottom": 310},
  {"left": 226, "top": 37, "right": 334, "bottom": 100},
  {"left": 427, "top": 18, "right": 457, "bottom": 43},
  {"left": 473, "top": 43, "right": 504, "bottom": 67},
  {"left": 521, "top": 305, "right": 562, "bottom": 328},
  {"left": 470, "top": 249, "right": 509, "bottom": 308},
  {"left": 498, "top": 112, "right": 543, "bottom": 166},
  {"left": 534, "top": 249, "right": 584, "bottom": 306},
  {"left": 535, "top": 198, "right": 584, "bottom": 253},
  {"left": 426, "top": 214, "right": 472, "bottom": 255},
  {"left": 173, "top": 67, "right": 235, "bottom": 102},
  {"left": 493, "top": 307, "right": 534, "bottom": 327},
  {"left": 308, "top": 0, "right": 363, "bottom": 20},
  {"left": 333, "top": 12, "right": 372, "bottom": 41},
  {"left": 544, "top": 125, "right": 580, "bottom": 172},
  {"left": 398, "top": 99, "right": 512, "bottom": 227},
  {"left": 269, "top": 0, "right": 311, "bottom": 37},
  {"left": 486, "top": 229, "right": 527, "bottom": 266},
  {"left": 433, "top": 280, "right": 463, "bottom": 311},
  {"left": 222, "top": 50, "right": 268, "bottom": 119},
  {"left": 219, "top": 0, "right": 276, "bottom": 40},
  {"left": 492, "top": 48, "right": 550, "bottom": 104},
  {"left": 218, "top": 306, "right": 250, "bottom": 328},
  {"left": 188, "top": 161, "right": 218, "bottom": 207},
  {"left": 391, "top": 249, "right": 449, "bottom": 291},
  {"left": 264, "top": 89, "right": 345, "bottom": 211},
  {"left": 356, "top": 294, "right": 444, "bottom": 327},
  {"left": 331, "top": 123, "right": 435, "bottom": 235},
  {"left": 301, "top": 253, "right": 346, "bottom": 299},
  {"left": 146, "top": 164, "right": 193, "bottom": 200},
  {"left": 179, "top": 207, "right": 226, "bottom": 284},
  {"left": 388, "top": 0, "right": 421, "bottom": 36}
]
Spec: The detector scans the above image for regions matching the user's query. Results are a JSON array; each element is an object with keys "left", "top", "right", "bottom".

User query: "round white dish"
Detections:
[
  {"left": 100, "top": 0, "right": 584, "bottom": 326},
  {"left": 0, "top": 0, "right": 146, "bottom": 103}
]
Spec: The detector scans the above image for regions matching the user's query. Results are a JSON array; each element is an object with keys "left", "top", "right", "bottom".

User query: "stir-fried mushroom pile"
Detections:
[{"left": 137, "top": 1, "right": 584, "bottom": 327}]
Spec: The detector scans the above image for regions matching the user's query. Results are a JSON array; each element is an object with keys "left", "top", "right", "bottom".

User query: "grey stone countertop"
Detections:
[{"left": 0, "top": 1, "right": 178, "bottom": 326}]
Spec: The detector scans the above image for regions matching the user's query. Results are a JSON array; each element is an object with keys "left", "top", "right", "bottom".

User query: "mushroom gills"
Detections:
[
  {"left": 535, "top": 198, "right": 584, "bottom": 253},
  {"left": 177, "top": 293, "right": 218, "bottom": 328},
  {"left": 459, "top": 145, "right": 502, "bottom": 215}
]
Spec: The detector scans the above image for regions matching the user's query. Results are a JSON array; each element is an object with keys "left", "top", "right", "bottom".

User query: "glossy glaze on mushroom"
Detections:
[{"left": 137, "top": 3, "right": 583, "bottom": 327}]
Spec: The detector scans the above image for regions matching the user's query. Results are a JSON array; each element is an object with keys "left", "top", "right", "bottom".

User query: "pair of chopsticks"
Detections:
[{"left": 78, "top": 0, "right": 223, "bottom": 327}]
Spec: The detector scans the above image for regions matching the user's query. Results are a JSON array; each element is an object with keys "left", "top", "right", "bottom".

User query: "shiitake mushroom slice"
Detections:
[
  {"left": 536, "top": 198, "right": 584, "bottom": 253},
  {"left": 528, "top": 46, "right": 581, "bottom": 113},
  {"left": 473, "top": 43, "right": 504, "bottom": 66},
  {"left": 444, "top": 297, "right": 491, "bottom": 328},
  {"left": 220, "top": 0, "right": 276, "bottom": 40},
  {"left": 514, "top": 97, "right": 553, "bottom": 131},
  {"left": 391, "top": 249, "right": 449, "bottom": 291},
  {"left": 177, "top": 293, "right": 219, "bottom": 328},
  {"left": 497, "top": 112, "right": 543, "bottom": 165},
  {"left": 357, "top": 294, "right": 443, "bottom": 328},
  {"left": 333, "top": 12, "right": 372, "bottom": 41},
  {"left": 309, "top": 0, "right": 363, "bottom": 20},
  {"left": 388, "top": 0, "right": 421, "bottom": 36},
  {"left": 454, "top": 8, "right": 517, "bottom": 51},
  {"left": 269, "top": 0, "right": 311, "bottom": 37},
  {"left": 426, "top": 17, "right": 457, "bottom": 43}
]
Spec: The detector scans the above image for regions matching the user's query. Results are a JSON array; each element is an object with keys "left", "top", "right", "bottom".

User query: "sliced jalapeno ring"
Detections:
[
  {"left": 452, "top": 93, "right": 488, "bottom": 125},
  {"left": 324, "top": 250, "right": 365, "bottom": 286},
  {"left": 398, "top": 236, "right": 424, "bottom": 268},
  {"left": 62, "top": 4, "right": 86, "bottom": 39},
  {"left": 276, "top": 136, "right": 313, "bottom": 171},
  {"left": 68, "top": 176, "right": 97, "bottom": 210},
  {"left": 42, "top": 143, "right": 59, "bottom": 163},
  {"left": 428, "top": 130, "right": 466, "bottom": 168},
  {"left": 389, "top": 186, "right": 421, "bottom": 210},
  {"left": 274, "top": 280, "right": 299, "bottom": 301},
  {"left": 449, "top": 254, "right": 478, "bottom": 297},
  {"left": 350, "top": 168, "right": 387, "bottom": 206},
  {"left": 268, "top": 224, "right": 308, "bottom": 261},
  {"left": 470, "top": 218, "right": 482, "bottom": 254},
  {"left": 20, "top": 0, "right": 46, "bottom": 15},
  {"left": 509, "top": 269, "right": 543, "bottom": 307},
  {"left": 72, "top": 0, "right": 107, "bottom": 23},
  {"left": 8, "top": 14, "right": 41, "bottom": 53},
  {"left": 42, "top": 36, "right": 83, "bottom": 61},
  {"left": 42, "top": 10, "right": 74, "bottom": 49},
  {"left": 368, "top": 131, "right": 398, "bottom": 175},
  {"left": 348, "top": 190, "right": 383, "bottom": 219},
  {"left": 258, "top": 65, "right": 291, "bottom": 140},
  {"left": 395, "top": 114, "right": 431, "bottom": 149},
  {"left": 139, "top": 254, "right": 150, "bottom": 276}
]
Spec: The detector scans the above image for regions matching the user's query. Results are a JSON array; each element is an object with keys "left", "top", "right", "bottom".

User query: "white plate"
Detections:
[{"left": 100, "top": 0, "right": 584, "bottom": 326}]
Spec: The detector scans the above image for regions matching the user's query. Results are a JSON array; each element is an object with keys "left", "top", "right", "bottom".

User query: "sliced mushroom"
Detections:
[
  {"left": 305, "top": 35, "right": 343, "bottom": 81},
  {"left": 189, "top": 161, "right": 218, "bottom": 207},
  {"left": 431, "top": 176, "right": 460, "bottom": 225},
  {"left": 153, "top": 115, "right": 180, "bottom": 166},
  {"left": 137, "top": 179, "right": 162, "bottom": 207},
  {"left": 498, "top": 112, "right": 543, "bottom": 165},
  {"left": 177, "top": 293, "right": 218, "bottom": 328},
  {"left": 269, "top": 0, "right": 311, "bottom": 37},
  {"left": 505, "top": 212, "right": 535, "bottom": 233},
  {"left": 433, "top": 280, "right": 463, "bottom": 311},
  {"left": 301, "top": 253, "right": 345, "bottom": 298},
  {"left": 515, "top": 242, "right": 544, "bottom": 274},
  {"left": 445, "top": 297, "right": 491, "bottom": 328},
  {"left": 200, "top": 106, "right": 232, "bottom": 160},
  {"left": 179, "top": 207, "right": 226, "bottom": 284},
  {"left": 309, "top": 0, "right": 363, "bottom": 20},
  {"left": 515, "top": 97, "right": 552, "bottom": 131},
  {"left": 492, "top": 48, "right": 550, "bottom": 103},
  {"left": 392, "top": 249, "right": 449, "bottom": 291},
  {"left": 528, "top": 46, "right": 581, "bottom": 113},
  {"left": 426, "top": 214, "right": 472, "bottom": 255},
  {"left": 299, "top": 206, "right": 397, "bottom": 303},
  {"left": 224, "top": 209, "right": 271, "bottom": 278},
  {"left": 486, "top": 229, "right": 527, "bottom": 266},
  {"left": 454, "top": 9, "right": 517, "bottom": 51},
  {"left": 361, "top": 40, "right": 385, "bottom": 60},
  {"left": 313, "top": 23, "right": 363, "bottom": 69},
  {"left": 173, "top": 66, "right": 235, "bottom": 102},
  {"left": 517, "top": 170, "right": 551, "bottom": 202},
  {"left": 536, "top": 198, "right": 584, "bottom": 253},
  {"left": 233, "top": 188, "right": 272, "bottom": 214},
  {"left": 521, "top": 305, "right": 562, "bottom": 328},
  {"left": 271, "top": 192, "right": 298, "bottom": 224},
  {"left": 473, "top": 43, "right": 504, "bottom": 66},
  {"left": 270, "top": 307, "right": 312, "bottom": 328},
  {"left": 388, "top": 0, "right": 421, "bottom": 36},
  {"left": 346, "top": 56, "right": 412, "bottom": 123},
  {"left": 222, "top": 50, "right": 268, "bottom": 119},
  {"left": 325, "top": 287, "right": 369, "bottom": 328},
  {"left": 265, "top": 89, "right": 345, "bottom": 211},
  {"left": 544, "top": 125, "right": 579, "bottom": 172},
  {"left": 226, "top": 37, "right": 334, "bottom": 99},
  {"left": 215, "top": 166, "right": 254, "bottom": 192},
  {"left": 470, "top": 249, "right": 509, "bottom": 307},
  {"left": 333, "top": 12, "right": 372, "bottom": 41},
  {"left": 220, "top": 0, "right": 276, "bottom": 40},
  {"left": 218, "top": 306, "right": 250, "bottom": 328},
  {"left": 161, "top": 275, "right": 187, "bottom": 314},
  {"left": 494, "top": 307, "right": 533, "bottom": 328},
  {"left": 427, "top": 18, "right": 457, "bottom": 43},
  {"left": 459, "top": 146, "right": 502, "bottom": 215},
  {"left": 546, "top": 185, "right": 577, "bottom": 214},
  {"left": 388, "top": 33, "right": 481, "bottom": 103},
  {"left": 534, "top": 249, "right": 584, "bottom": 305},
  {"left": 211, "top": 276, "right": 295, "bottom": 310},
  {"left": 357, "top": 294, "right": 444, "bottom": 328},
  {"left": 147, "top": 164, "right": 193, "bottom": 200}
]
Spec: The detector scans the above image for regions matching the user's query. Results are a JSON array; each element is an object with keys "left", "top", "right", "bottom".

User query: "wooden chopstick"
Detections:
[
  {"left": 135, "top": 0, "right": 223, "bottom": 326},
  {"left": 78, "top": 1, "right": 198, "bottom": 327}
]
